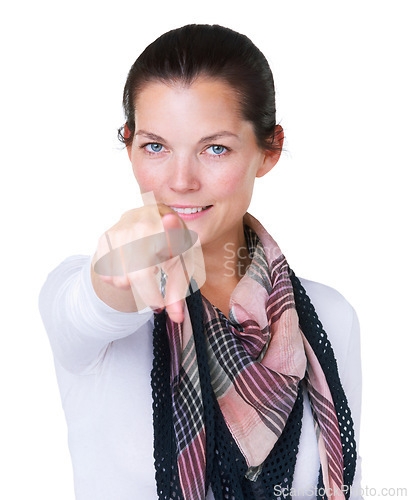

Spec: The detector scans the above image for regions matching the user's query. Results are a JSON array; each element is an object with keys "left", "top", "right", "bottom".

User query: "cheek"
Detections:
[
  {"left": 216, "top": 168, "right": 254, "bottom": 198},
  {"left": 132, "top": 164, "right": 159, "bottom": 191}
]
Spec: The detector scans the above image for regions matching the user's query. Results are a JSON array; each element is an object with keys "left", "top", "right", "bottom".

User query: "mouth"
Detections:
[{"left": 169, "top": 205, "right": 212, "bottom": 214}]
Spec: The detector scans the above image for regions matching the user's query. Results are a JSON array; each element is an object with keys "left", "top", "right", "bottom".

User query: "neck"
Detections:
[{"left": 199, "top": 223, "right": 251, "bottom": 293}]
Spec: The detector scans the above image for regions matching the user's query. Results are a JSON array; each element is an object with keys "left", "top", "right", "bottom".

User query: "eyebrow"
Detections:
[{"left": 135, "top": 130, "right": 239, "bottom": 144}]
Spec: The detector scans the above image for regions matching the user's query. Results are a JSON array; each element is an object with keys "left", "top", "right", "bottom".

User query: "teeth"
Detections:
[{"left": 170, "top": 206, "right": 209, "bottom": 214}]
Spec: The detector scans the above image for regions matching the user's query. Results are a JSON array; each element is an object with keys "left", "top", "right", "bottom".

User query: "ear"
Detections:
[
  {"left": 124, "top": 123, "right": 132, "bottom": 160},
  {"left": 256, "top": 125, "right": 284, "bottom": 178}
]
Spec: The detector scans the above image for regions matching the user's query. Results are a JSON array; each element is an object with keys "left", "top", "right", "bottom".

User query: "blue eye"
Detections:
[
  {"left": 145, "top": 143, "right": 163, "bottom": 153},
  {"left": 208, "top": 145, "right": 226, "bottom": 155}
]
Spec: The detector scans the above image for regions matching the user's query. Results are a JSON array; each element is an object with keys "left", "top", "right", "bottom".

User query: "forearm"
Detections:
[{"left": 39, "top": 255, "right": 153, "bottom": 374}]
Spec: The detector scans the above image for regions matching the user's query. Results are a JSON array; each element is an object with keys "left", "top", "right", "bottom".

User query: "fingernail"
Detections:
[
  {"left": 162, "top": 213, "right": 174, "bottom": 219},
  {"left": 171, "top": 313, "right": 184, "bottom": 323},
  {"left": 163, "top": 212, "right": 182, "bottom": 223}
]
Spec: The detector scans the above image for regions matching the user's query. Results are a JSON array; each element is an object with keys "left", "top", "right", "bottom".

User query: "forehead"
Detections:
[{"left": 134, "top": 77, "right": 244, "bottom": 129}]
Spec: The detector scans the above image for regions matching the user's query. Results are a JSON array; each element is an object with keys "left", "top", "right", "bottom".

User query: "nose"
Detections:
[{"left": 168, "top": 155, "right": 200, "bottom": 193}]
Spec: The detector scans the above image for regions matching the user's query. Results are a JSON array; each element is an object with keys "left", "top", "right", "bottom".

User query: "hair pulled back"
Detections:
[{"left": 119, "top": 24, "right": 279, "bottom": 153}]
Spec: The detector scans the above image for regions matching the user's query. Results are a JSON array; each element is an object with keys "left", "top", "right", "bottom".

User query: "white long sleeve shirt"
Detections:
[{"left": 38, "top": 255, "right": 363, "bottom": 500}]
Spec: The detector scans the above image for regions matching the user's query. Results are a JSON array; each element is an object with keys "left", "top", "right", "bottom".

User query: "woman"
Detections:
[{"left": 39, "top": 24, "right": 362, "bottom": 499}]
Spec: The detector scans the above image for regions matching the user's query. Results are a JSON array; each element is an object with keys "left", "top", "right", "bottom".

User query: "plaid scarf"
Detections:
[{"left": 152, "top": 213, "right": 356, "bottom": 499}]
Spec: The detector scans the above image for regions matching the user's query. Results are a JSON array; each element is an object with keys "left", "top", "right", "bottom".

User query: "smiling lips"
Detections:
[
  {"left": 167, "top": 205, "right": 213, "bottom": 219},
  {"left": 170, "top": 205, "right": 212, "bottom": 214}
]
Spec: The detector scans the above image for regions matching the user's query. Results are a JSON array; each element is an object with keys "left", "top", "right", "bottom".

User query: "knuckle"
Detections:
[{"left": 112, "top": 276, "right": 130, "bottom": 289}]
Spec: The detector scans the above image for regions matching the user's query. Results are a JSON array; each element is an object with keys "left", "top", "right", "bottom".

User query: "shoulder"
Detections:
[
  {"left": 298, "top": 277, "right": 356, "bottom": 326},
  {"left": 297, "top": 277, "right": 360, "bottom": 376}
]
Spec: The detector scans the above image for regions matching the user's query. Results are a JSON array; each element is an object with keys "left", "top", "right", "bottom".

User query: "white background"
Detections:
[{"left": 1, "top": 0, "right": 407, "bottom": 498}]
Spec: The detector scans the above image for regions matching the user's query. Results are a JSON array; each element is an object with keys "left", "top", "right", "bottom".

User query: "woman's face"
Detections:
[{"left": 127, "top": 77, "right": 280, "bottom": 249}]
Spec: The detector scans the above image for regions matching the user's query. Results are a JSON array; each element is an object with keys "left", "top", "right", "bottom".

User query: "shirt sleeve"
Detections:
[{"left": 38, "top": 254, "right": 154, "bottom": 375}]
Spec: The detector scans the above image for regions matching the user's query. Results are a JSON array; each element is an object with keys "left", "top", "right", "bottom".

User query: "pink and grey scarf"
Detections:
[{"left": 151, "top": 213, "right": 356, "bottom": 500}]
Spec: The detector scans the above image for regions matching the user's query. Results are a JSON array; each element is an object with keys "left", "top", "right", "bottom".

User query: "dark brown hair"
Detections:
[{"left": 118, "top": 24, "right": 279, "bottom": 153}]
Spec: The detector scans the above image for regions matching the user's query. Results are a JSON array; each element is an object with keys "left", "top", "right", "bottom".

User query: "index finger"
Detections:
[{"left": 161, "top": 213, "right": 190, "bottom": 323}]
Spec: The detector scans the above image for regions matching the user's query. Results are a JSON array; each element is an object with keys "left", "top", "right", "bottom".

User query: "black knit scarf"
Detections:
[{"left": 151, "top": 270, "right": 357, "bottom": 500}]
